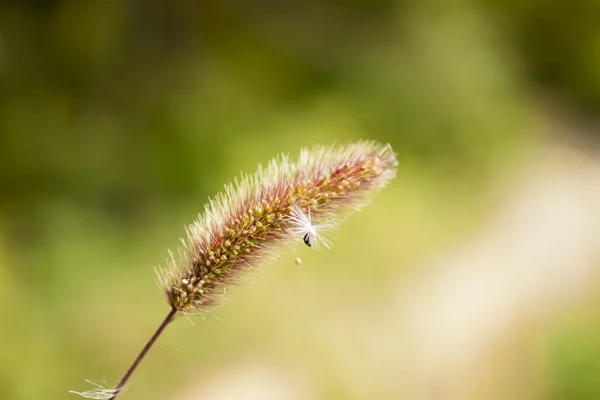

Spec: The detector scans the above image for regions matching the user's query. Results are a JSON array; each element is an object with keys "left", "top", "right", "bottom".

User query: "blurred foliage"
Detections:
[
  {"left": 0, "top": 1, "right": 598, "bottom": 399},
  {"left": 547, "top": 310, "right": 600, "bottom": 400},
  {"left": 478, "top": 0, "right": 600, "bottom": 110}
]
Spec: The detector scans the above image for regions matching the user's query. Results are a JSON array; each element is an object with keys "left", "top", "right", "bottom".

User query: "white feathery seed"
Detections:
[{"left": 288, "top": 204, "right": 338, "bottom": 250}]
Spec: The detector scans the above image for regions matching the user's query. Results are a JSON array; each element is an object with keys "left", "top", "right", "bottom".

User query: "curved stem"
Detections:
[{"left": 108, "top": 307, "right": 177, "bottom": 400}]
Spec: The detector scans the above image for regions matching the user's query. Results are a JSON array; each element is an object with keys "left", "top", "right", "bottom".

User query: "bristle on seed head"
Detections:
[{"left": 156, "top": 141, "right": 397, "bottom": 314}]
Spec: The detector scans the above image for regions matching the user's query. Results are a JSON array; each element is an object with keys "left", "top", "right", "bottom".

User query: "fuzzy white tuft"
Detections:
[
  {"left": 69, "top": 380, "right": 126, "bottom": 400},
  {"left": 288, "top": 204, "right": 338, "bottom": 250}
]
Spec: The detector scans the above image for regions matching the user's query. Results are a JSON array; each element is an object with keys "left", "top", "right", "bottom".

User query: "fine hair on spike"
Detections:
[{"left": 76, "top": 140, "right": 397, "bottom": 400}]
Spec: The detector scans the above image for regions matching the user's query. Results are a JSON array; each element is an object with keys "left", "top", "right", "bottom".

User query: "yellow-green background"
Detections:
[{"left": 1, "top": 1, "right": 599, "bottom": 399}]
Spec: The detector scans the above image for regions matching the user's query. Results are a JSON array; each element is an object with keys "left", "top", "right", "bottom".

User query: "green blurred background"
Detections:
[{"left": 1, "top": 1, "right": 600, "bottom": 399}]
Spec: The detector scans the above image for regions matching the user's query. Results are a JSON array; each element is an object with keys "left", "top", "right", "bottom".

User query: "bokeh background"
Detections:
[{"left": 1, "top": 1, "right": 600, "bottom": 399}]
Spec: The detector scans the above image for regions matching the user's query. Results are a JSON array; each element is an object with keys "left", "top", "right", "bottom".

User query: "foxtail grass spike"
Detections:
[{"left": 157, "top": 140, "right": 397, "bottom": 314}]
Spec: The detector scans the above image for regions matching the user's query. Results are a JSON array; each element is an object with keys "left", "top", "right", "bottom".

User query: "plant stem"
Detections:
[{"left": 108, "top": 307, "right": 177, "bottom": 400}]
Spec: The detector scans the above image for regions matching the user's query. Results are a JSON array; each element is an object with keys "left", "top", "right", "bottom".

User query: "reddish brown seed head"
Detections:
[{"left": 156, "top": 141, "right": 397, "bottom": 314}]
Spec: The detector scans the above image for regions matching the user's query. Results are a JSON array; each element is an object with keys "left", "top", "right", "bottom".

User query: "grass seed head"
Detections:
[{"left": 156, "top": 141, "right": 397, "bottom": 314}]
